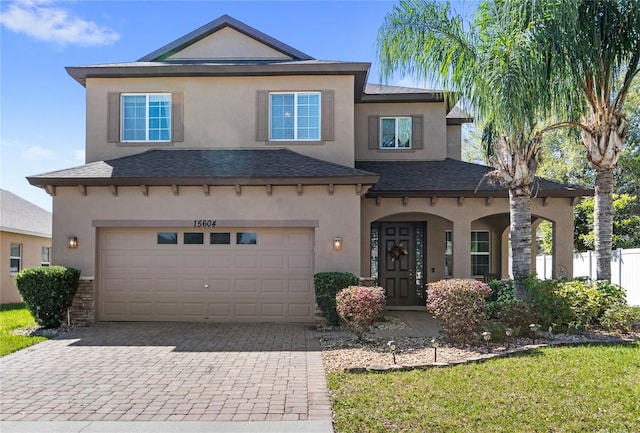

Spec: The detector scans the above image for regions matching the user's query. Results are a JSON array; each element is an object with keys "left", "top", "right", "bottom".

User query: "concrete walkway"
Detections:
[{"left": 0, "top": 322, "right": 333, "bottom": 433}]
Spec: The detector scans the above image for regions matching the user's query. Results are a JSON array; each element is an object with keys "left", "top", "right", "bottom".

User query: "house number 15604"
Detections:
[{"left": 193, "top": 220, "right": 217, "bottom": 228}]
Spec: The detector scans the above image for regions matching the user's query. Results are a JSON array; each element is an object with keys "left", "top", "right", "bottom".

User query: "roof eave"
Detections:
[
  {"left": 65, "top": 62, "right": 371, "bottom": 89},
  {"left": 365, "top": 189, "right": 592, "bottom": 199},
  {"left": 27, "top": 175, "right": 380, "bottom": 188}
]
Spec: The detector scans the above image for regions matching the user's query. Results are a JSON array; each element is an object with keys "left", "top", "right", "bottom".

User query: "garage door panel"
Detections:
[
  {"left": 102, "top": 277, "right": 127, "bottom": 293},
  {"left": 289, "top": 279, "right": 313, "bottom": 294},
  {"left": 288, "top": 303, "right": 312, "bottom": 318},
  {"left": 287, "top": 231, "right": 314, "bottom": 248},
  {"left": 99, "top": 227, "right": 315, "bottom": 322},
  {"left": 235, "top": 279, "right": 258, "bottom": 293},
  {"left": 155, "top": 278, "right": 181, "bottom": 291},
  {"left": 262, "top": 279, "right": 285, "bottom": 293},
  {"left": 235, "top": 303, "right": 258, "bottom": 317},
  {"left": 234, "top": 254, "right": 258, "bottom": 269},
  {"left": 262, "top": 303, "right": 284, "bottom": 318},
  {"left": 262, "top": 255, "right": 284, "bottom": 269},
  {"left": 182, "top": 303, "right": 206, "bottom": 317},
  {"left": 156, "top": 302, "right": 179, "bottom": 317},
  {"left": 288, "top": 255, "right": 313, "bottom": 270},
  {"left": 208, "top": 278, "right": 232, "bottom": 293},
  {"left": 209, "top": 255, "right": 232, "bottom": 268},
  {"left": 128, "top": 302, "right": 153, "bottom": 317}
]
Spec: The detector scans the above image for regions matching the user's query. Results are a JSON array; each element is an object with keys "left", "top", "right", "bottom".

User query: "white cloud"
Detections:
[
  {"left": 21, "top": 145, "right": 55, "bottom": 160},
  {"left": 0, "top": 0, "right": 120, "bottom": 46}
]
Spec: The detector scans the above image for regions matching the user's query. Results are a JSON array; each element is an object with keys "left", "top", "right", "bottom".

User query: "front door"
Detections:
[{"left": 377, "top": 222, "right": 425, "bottom": 306}]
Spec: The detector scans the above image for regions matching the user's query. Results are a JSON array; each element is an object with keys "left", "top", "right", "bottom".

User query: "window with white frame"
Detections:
[
  {"left": 270, "top": 92, "right": 320, "bottom": 141},
  {"left": 380, "top": 117, "right": 412, "bottom": 148},
  {"left": 445, "top": 230, "right": 453, "bottom": 278},
  {"left": 10, "top": 243, "right": 22, "bottom": 274},
  {"left": 41, "top": 247, "right": 51, "bottom": 266},
  {"left": 121, "top": 93, "right": 171, "bottom": 142},
  {"left": 471, "top": 231, "right": 490, "bottom": 276}
]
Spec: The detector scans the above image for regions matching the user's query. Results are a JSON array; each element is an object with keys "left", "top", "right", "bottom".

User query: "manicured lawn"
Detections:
[
  {"left": 0, "top": 303, "right": 48, "bottom": 356},
  {"left": 329, "top": 342, "right": 640, "bottom": 433}
]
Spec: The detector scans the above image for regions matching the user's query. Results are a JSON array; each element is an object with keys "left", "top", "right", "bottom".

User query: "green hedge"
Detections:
[
  {"left": 14, "top": 266, "right": 80, "bottom": 328},
  {"left": 314, "top": 272, "right": 359, "bottom": 326}
]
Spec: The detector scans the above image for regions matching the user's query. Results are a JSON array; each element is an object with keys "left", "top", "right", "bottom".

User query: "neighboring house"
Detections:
[
  {"left": 0, "top": 189, "right": 52, "bottom": 304},
  {"left": 27, "top": 16, "right": 590, "bottom": 323}
]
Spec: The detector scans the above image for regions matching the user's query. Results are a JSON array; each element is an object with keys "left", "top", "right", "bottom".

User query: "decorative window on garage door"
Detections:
[
  {"left": 236, "top": 232, "right": 257, "bottom": 245},
  {"left": 157, "top": 232, "right": 178, "bottom": 244}
]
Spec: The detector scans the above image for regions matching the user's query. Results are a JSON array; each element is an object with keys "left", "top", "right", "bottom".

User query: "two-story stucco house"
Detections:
[{"left": 28, "top": 16, "right": 589, "bottom": 324}]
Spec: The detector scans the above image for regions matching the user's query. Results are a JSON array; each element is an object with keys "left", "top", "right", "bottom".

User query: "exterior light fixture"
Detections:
[
  {"left": 333, "top": 237, "right": 343, "bottom": 251},
  {"left": 68, "top": 236, "right": 78, "bottom": 249}
]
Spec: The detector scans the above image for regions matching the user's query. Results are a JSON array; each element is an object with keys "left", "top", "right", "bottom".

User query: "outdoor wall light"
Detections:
[
  {"left": 68, "top": 236, "right": 78, "bottom": 249},
  {"left": 333, "top": 237, "right": 343, "bottom": 251}
]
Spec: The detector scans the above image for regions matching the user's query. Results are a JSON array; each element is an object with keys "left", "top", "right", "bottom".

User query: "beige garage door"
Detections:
[{"left": 98, "top": 227, "right": 315, "bottom": 322}]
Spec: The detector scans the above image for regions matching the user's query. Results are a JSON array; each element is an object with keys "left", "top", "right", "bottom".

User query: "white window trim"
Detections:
[
  {"left": 121, "top": 93, "right": 172, "bottom": 143},
  {"left": 41, "top": 246, "right": 51, "bottom": 267},
  {"left": 471, "top": 230, "right": 491, "bottom": 277},
  {"left": 380, "top": 116, "right": 412, "bottom": 149},
  {"left": 269, "top": 92, "right": 321, "bottom": 141},
  {"left": 10, "top": 243, "right": 22, "bottom": 275}
]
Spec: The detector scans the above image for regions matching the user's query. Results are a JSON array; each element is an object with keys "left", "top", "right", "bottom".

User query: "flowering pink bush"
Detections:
[
  {"left": 336, "top": 286, "right": 386, "bottom": 340},
  {"left": 426, "top": 279, "right": 491, "bottom": 344}
]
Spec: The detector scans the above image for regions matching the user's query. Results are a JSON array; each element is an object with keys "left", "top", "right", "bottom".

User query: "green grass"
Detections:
[
  {"left": 0, "top": 303, "right": 48, "bottom": 356},
  {"left": 329, "top": 343, "right": 640, "bottom": 433}
]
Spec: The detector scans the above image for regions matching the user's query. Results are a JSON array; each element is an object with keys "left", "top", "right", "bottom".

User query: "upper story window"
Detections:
[
  {"left": 10, "top": 243, "right": 22, "bottom": 274},
  {"left": 367, "top": 115, "right": 423, "bottom": 150},
  {"left": 381, "top": 117, "right": 412, "bottom": 148},
  {"left": 121, "top": 93, "right": 171, "bottom": 142},
  {"left": 270, "top": 92, "right": 321, "bottom": 141}
]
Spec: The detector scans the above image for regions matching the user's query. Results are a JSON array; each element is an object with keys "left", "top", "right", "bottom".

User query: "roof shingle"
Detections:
[
  {"left": 0, "top": 189, "right": 52, "bottom": 237},
  {"left": 355, "top": 159, "right": 592, "bottom": 198},
  {"left": 28, "top": 149, "right": 379, "bottom": 187}
]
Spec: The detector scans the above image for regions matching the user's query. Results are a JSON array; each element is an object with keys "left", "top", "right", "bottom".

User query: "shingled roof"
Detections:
[
  {"left": 355, "top": 159, "right": 592, "bottom": 198},
  {"left": 0, "top": 189, "right": 51, "bottom": 238},
  {"left": 28, "top": 149, "right": 379, "bottom": 187}
]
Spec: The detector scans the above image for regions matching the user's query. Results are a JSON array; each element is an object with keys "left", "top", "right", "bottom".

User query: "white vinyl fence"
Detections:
[{"left": 536, "top": 248, "right": 640, "bottom": 306}]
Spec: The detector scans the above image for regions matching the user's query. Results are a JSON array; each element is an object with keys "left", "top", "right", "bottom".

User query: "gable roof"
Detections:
[
  {"left": 0, "top": 189, "right": 52, "bottom": 238},
  {"left": 138, "top": 15, "right": 314, "bottom": 62},
  {"left": 28, "top": 149, "right": 379, "bottom": 187},
  {"left": 355, "top": 159, "right": 592, "bottom": 198}
]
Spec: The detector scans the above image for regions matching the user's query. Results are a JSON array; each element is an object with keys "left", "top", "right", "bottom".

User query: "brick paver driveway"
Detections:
[{"left": 0, "top": 322, "right": 332, "bottom": 423}]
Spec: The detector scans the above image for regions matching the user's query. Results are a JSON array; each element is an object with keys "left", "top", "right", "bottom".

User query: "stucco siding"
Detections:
[
  {"left": 85, "top": 76, "right": 355, "bottom": 166},
  {"left": 1, "top": 231, "right": 51, "bottom": 304},
  {"left": 51, "top": 185, "right": 362, "bottom": 279},
  {"left": 354, "top": 102, "right": 448, "bottom": 161}
]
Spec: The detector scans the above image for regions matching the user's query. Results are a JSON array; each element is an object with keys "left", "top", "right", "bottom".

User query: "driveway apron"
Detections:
[{"left": 0, "top": 322, "right": 333, "bottom": 431}]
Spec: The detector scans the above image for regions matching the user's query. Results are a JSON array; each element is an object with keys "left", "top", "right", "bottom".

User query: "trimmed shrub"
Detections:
[
  {"left": 314, "top": 272, "right": 359, "bottom": 326},
  {"left": 426, "top": 279, "right": 491, "bottom": 344},
  {"left": 336, "top": 286, "right": 386, "bottom": 340},
  {"left": 14, "top": 266, "right": 80, "bottom": 328}
]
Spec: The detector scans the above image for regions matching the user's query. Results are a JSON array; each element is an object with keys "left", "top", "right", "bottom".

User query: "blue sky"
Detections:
[{"left": 0, "top": 0, "right": 468, "bottom": 211}]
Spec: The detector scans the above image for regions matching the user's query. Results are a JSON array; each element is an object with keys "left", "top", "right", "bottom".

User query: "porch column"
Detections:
[
  {"left": 553, "top": 217, "right": 574, "bottom": 279},
  {"left": 452, "top": 218, "right": 471, "bottom": 278}
]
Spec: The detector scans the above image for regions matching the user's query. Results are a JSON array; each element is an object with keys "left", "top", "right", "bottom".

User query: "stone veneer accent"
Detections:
[{"left": 70, "top": 277, "right": 95, "bottom": 326}]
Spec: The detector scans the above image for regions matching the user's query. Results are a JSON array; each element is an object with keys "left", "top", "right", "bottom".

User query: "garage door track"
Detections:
[{"left": 0, "top": 322, "right": 332, "bottom": 431}]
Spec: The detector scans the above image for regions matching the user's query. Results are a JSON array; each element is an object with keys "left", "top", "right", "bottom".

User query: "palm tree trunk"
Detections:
[
  {"left": 510, "top": 188, "right": 532, "bottom": 300},
  {"left": 594, "top": 168, "right": 614, "bottom": 281}
]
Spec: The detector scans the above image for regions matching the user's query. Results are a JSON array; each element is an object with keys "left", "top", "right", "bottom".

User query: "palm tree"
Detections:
[
  {"left": 377, "top": 0, "right": 551, "bottom": 298},
  {"left": 537, "top": 0, "right": 640, "bottom": 281}
]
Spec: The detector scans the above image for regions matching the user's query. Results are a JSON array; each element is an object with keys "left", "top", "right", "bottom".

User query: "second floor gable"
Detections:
[{"left": 66, "top": 15, "right": 470, "bottom": 166}]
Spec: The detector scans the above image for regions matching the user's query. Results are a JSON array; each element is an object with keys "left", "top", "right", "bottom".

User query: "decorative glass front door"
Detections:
[{"left": 374, "top": 222, "right": 426, "bottom": 306}]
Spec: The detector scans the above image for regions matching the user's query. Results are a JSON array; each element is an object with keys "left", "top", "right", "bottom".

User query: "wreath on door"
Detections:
[{"left": 388, "top": 243, "right": 408, "bottom": 262}]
